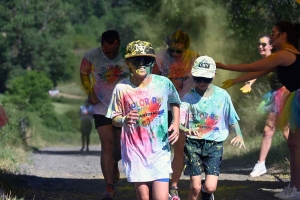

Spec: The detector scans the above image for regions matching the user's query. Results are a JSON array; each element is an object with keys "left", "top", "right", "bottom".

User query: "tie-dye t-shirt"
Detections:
[
  {"left": 180, "top": 85, "right": 239, "bottom": 142},
  {"left": 80, "top": 47, "right": 129, "bottom": 115},
  {"left": 106, "top": 75, "right": 181, "bottom": 182},
  {"left": 155, "top": 49, "right": 198, "bottom": 98}
]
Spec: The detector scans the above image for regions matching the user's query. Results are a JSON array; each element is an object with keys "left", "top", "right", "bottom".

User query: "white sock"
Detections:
[{"left": 258, "top": 161, "right": 265, "bottom": 165}]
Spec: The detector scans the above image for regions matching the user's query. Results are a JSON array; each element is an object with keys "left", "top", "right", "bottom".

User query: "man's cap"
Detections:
[
  {"left": 191, "top": 55, "right": 216, "bottom": 78},
  {"left": 125, "top": 40, "right": 156, "bottom": 58}
]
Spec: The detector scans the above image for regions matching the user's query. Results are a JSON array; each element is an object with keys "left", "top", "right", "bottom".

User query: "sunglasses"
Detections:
[
  {"left": 167, "top": 48, "right": 184, "bottom": 54},
  {"left": 258, "top": 43, "right": 267, "bottom": 48},
  {"left": 193, "top": 76, "right": 213, "bottom": 84},
  {"left": 127, "top": 57, "right": 155, "bottom": 67}
]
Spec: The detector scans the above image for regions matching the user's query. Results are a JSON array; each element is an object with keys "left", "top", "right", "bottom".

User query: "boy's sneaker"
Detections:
[
  {"left": 280, "top": 186, "right": 300, "bottom": 200},
  {"left": 249, "top": 161, "right": 267, "bottom": 177},
  {"left": 274, "top": 184, "right": 292, "bottom": 198},
  {"left": 101, "top": 184, "right": 114, "bottom": 200},
  {"left": 201, "top": 191, "right": 214, "bottom": 200},
  {"left": 169, "top": 186, "right": 180, "bottom": 200},
  {"left": 113, "top": 162, "right": 120, "bottom": 184}
]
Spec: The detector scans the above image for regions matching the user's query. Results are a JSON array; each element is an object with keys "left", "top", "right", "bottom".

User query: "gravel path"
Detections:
[{"left": 12, "top": 145, "right": 290, "bottom": 200}]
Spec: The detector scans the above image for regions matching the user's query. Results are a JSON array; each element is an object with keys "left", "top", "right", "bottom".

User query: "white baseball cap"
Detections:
[{"left": 191, "top": 56, "right": 216, "bottom": 78}]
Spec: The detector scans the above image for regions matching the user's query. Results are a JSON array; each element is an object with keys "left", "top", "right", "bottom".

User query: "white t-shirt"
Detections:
[
  {"left": 80, "top": 47, "right": 129, "bottom": 115},
  {"left": 180, "top": 85, "right": 239, "bottom": 142},
  {"left": 106, "top": 75, "right": 181, "bottom": 182}
]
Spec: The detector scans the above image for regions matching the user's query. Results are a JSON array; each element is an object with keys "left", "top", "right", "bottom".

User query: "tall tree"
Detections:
[{"left": 0, "top": 0, "right": 75, "bottom": 89}]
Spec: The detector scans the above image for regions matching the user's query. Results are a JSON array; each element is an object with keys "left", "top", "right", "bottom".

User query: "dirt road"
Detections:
[{"left": 4, "top": 145, "right": 290, "bottom": 200}]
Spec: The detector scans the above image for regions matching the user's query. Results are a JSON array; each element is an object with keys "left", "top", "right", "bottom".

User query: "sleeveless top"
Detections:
[
  {"left": 268, "top": 70, "right": 283, "bottom": 90},
  {"left": 277, "top": 49, "right": 300, "bottom": 92}
]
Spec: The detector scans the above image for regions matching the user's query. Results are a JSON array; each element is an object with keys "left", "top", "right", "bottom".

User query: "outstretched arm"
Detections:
[
  {"left": 221, "top": 69, "right": 273, "bottom": 89},
  {"left": 216, "top": 52, "right": 284, "bottom": 72}
]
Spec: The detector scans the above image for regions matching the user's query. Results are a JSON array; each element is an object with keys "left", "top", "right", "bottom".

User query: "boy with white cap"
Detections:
[
  {"left": 106, "top": 40, "right": 181, "bottom": 200},
  {"left": 179, "top": 55, "right": 246, "bottom": 200}
]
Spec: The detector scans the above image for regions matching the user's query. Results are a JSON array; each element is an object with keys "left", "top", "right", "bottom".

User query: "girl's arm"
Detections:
[{"left": 168, "top": 103, "right": 180, "bottom": 145}]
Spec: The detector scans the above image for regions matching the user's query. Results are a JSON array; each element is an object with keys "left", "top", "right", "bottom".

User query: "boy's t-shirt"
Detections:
[
  {"left": 80, "top": 47, "right": 129, "bottom": 115},
  {"left": 180, "top": 85, "right": 239, "bottom": 142},
  {"left": 106, "top": 74, "right": 181, "bottom": 182}
]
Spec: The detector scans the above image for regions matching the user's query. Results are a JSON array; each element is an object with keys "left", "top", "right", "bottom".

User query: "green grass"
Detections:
[
  {"left": 53, "top": 102, "right": 78, "bottom": 115},
  {"left": 56, "top": 82, "right": 86, "bottom": 96}
]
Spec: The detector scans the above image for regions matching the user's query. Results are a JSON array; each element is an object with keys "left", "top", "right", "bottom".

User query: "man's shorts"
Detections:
[
  {"left": 184, "top": 137, "right": 223, "bottom": 176},
  {"left": 93, "top": 114, "right": 121, "bottom": 130}
]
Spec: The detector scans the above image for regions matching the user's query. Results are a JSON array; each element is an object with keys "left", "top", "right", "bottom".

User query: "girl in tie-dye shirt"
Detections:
[{"left": 106, "top": 40, "right": 181, "bottom": 200}]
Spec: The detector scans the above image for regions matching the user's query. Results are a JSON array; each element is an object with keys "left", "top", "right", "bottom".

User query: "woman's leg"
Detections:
[
  {"left": 259, "top": 112, "right": 277, "bottom": 162},
  {"left": 287, "top": 129, "right": 300, "bottom": 190}
]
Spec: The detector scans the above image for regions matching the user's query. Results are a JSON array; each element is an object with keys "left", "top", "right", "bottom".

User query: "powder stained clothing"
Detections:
[
  {"left": 155, "top": 49, "right": 198, "bottom": 98},
  {"left": 180, "top": 85, "right": 239, "bottom": 142},
  {"left": 106, "top": 75, "right": 181, "bottom": 182},
  {"left": 80, "top": 47, "right": 129, "bottom": 115}
]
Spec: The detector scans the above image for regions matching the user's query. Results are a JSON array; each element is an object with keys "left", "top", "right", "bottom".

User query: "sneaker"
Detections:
[
  {"left": 169, "top": 186, "right": 180, "bottom": 200},
  {"left": 249, "top": 161, "right": 267, "bottom": 177},
  {"left": 274, "top": 184, "right": 292, "bottom": 198},
  {"left": 101, "top": 184, "right": 114, "bottom": 200},
  {"left": 201, "top": 180, "right": 214, "bottom": 200},
  {"left": 280, "top": 186, "right": 300, "bottom": 200},
  {"left": 113, "top": 162, "right": 120, "bottom": 184}
]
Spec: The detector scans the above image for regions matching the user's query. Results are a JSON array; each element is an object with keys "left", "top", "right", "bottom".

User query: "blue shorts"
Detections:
[
  {"left": 155, "top": 178, "right": 169, "bottom": 182},
  {"left": 184, "top": 138, "right": 223, "bottom": 176}
]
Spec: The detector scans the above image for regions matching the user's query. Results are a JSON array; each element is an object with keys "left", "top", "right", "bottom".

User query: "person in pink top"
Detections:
[
  {"left": 80, "top": 30, "right": 129, "bottom": 200},
  {"left": 152, "top": 29, "right": 199, "bottom": 200}
]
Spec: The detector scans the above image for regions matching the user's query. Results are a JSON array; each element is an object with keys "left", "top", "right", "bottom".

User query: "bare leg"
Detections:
[
  {"left": 288, "top": 129, "right": 300, "bottom": 191},
  {"left": 97, "top": 124, "right": 115, "bottom": 185},
  {"left": 152, "top": 181, "right": 169, "bottom": 200},
  {"left": 170, "top": 130, "right": 186, "bottom": 188},
  {"left": 188, "top": 175, "right": 201, "bottom": 200},
  {"left": 134, "top": 182, "right": 150, "bottom": 200},
  {"left": 203, "top": 174, "right": 218, "bottom": 193},
  {"left": 259, "top": 112, "right": 276, "bottom": 162},
  {"left": 86, "top": 134, "right": 90, "bottom": 151},
  {"left": 81, "top": 133, "right": 85, "bottom": 151}
]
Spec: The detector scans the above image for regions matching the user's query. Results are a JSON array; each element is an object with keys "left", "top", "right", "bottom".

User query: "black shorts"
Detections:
[{"left": 93, "top": 114, "right": 121, "bottom": 130}]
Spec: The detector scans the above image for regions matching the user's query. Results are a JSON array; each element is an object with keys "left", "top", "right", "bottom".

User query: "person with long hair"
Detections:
[
  {"left": 239, "top": 35, "right": 290, "bottom": 178},
  {"left": 216, "top": 21, "right": 300, "bottom": 199},
  {"left": 152, "top": 29, "right": 199, "bottom": 200}
]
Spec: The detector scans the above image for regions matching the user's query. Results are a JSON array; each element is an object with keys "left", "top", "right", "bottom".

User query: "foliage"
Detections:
[
  {"left": 4, "top": 71, "right": 53, "bottom": 113},
  {"left": 0, "top": 0, "right": 75, "bottom": 90}
]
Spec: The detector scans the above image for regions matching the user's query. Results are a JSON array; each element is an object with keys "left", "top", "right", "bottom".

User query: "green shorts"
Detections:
[{"left": 184, "top": 138, "right": 223, "bottom": 176}]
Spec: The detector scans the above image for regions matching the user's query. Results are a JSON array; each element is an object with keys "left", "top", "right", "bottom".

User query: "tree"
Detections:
[{"left": 0, "top": 0, "right": 75, "bottom": 90}]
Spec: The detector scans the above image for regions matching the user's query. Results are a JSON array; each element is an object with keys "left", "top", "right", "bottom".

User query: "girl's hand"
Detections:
[{"left": 125, "top": 110, "right": 139, "bottom": 125}]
